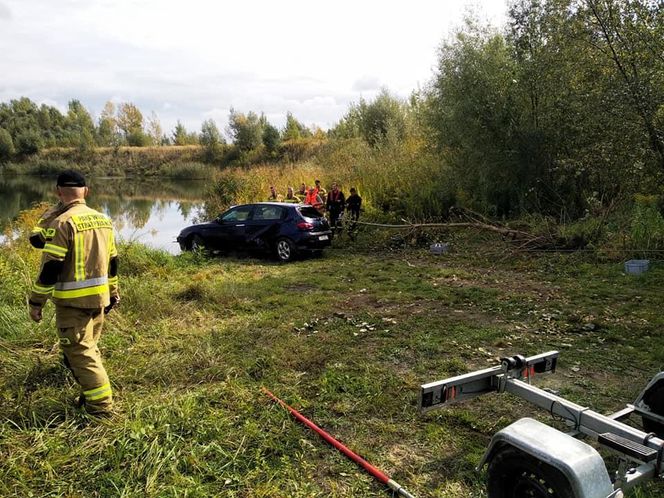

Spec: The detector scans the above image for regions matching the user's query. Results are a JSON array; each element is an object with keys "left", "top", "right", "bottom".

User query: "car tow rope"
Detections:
[{"left": 261, "top": 388, "right": 416, "bottom": 498}]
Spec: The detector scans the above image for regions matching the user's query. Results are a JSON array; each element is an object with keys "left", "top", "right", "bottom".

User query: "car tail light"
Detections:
[{"left": 297, "top": 221, "right": 314, "bottom": 230}]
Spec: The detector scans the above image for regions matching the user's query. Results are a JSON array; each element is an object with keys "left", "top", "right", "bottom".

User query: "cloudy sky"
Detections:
[{"left": 0, "top": 0, "right": 507, "bottom": 134}]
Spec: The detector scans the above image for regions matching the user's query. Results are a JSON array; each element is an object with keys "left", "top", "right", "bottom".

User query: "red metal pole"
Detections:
[{"left": 262, "top": 387, "right": 416, "bottom": 498}]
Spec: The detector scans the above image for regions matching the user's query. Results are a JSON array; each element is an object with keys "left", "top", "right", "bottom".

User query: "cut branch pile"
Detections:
[{"left": 355, "top": 207, "right": 568, "bottom": 251}]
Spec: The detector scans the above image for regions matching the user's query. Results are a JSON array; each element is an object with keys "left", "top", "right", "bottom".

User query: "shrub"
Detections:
[
  {"left": 630, "top": 194, "right": 664, "bottom": 258},
  {"left": 126, "top": 130, "right": 151, "bottom": 147},
  {"left": 157, "top": 162, "right": 214, "bottom": 179},
  {"left": 204, "top": 171, "right": 249, "bottom": 217}
]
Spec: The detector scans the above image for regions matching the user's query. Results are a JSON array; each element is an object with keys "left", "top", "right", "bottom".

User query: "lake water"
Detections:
[{"left": 0, "top": 174, "right": 208, "bottom": 254}]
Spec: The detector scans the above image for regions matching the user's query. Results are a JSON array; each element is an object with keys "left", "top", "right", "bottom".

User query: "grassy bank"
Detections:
[{"left": 1, "top": 209, "right": 664, "bottom": 497}]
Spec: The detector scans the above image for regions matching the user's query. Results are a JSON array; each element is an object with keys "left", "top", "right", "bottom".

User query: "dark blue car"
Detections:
[{"left": 177, "top": 202, "right": 332, "bottom": 261}]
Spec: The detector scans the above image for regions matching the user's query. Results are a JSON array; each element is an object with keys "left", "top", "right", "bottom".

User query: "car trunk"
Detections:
[{"left": 298, "top": 206, "right": 331, "bottom": 231}]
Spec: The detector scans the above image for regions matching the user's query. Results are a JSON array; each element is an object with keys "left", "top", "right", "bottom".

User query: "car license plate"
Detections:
[{"left": 319, "top": 235, "right": 329, "bottom": 241}]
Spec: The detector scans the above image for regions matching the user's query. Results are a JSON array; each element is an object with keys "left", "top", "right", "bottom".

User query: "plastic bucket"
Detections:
[
  {"left": 624, "top": 259, "right": 650, "bottom": 275},
  {"left": 430, "top": 243, "right": 449, "bottom": 255}
]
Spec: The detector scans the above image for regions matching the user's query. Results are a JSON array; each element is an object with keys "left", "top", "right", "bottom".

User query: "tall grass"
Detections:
[
  {"left": 203, "top": 137, "right": 457, "bottom": 221},
  {"left": 2, "top": 205, "right": 664, "bottom": 496}
]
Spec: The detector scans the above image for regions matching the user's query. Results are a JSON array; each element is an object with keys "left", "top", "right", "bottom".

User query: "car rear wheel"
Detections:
[{"left": 275, "top": 237, "right": 296, "bottom": 262}]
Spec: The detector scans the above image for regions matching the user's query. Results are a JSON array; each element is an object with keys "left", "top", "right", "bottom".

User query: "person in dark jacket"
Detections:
[
  {"left": 346, "top": 187, "right": 362, "bottom": 221},
  {"left": 346, "top": 187, "right": 362, "bottom": 239},
  {"left": 326, "top": 182, "right": 345, "bottom": 233}
]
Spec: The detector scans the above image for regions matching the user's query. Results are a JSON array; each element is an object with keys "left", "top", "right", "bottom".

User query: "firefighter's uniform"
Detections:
[
  {"left": 29, "top": 201, "right": 66, "bottom": 249},
  {"left": 29, "top": 198, "right": 119, "bottom": 415}
]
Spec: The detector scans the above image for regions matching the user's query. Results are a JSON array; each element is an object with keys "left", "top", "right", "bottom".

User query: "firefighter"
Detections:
[
  {"left": 28, "top": 170, "right": 119, "bottom": 416},
  {"left": 284, "top": 186, "right": 302, "bottom": 203},
  {"left": 314, "top": 179, "right": 327, "bottom": 204}
]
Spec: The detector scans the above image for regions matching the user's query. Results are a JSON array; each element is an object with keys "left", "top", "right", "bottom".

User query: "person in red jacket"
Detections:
[{"left": 305, "top": 186, "right": 324, "bottom": 210}]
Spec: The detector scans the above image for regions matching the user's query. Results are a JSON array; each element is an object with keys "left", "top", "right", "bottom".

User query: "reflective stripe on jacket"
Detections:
[{"left": 29, "top": 202, "right": 66, "bottom": 249}]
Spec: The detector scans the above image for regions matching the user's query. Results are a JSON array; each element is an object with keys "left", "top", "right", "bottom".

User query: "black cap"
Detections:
[{"left": 56, "top": 170, "right": 86, "bottom": 187}]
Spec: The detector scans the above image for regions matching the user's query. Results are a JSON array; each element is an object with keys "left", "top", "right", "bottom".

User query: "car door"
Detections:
[
  {"left": 214, "top": 205, "right": 254, "bottom": 250},
  {"left": 246, "top": 204, "right": 286, "bottom": 248}
]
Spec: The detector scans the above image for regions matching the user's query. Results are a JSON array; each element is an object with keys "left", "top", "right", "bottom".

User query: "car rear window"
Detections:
[{"left": 298, "top": 206, "right": 324, "bottom": 219}]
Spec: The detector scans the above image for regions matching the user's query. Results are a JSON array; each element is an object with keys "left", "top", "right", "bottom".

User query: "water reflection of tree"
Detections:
[
  {"left": 97, "top": 198, "right": 154, "bottom": 229},
  {"left": 0, "top": 176, "right": 55, "bottom": 227},
  {"left": 178, "top": 202, "right": 192, "bottom": 219},
  {"left": 0, "top": 174, "right": 204, "bottom": 230}
]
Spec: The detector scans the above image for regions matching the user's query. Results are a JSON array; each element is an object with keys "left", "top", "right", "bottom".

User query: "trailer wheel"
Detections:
[
  {"left": 487, "top": 446, "right": 574, "bottom": 498},
  {"left": 642, "top": 380, "right": 664, "bottom": 437}
]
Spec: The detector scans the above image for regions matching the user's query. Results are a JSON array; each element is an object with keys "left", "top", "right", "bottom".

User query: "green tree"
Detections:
[
  {"left": 262, "top": 122, "right": 281, "bottom": 155},
  {"left": 580, "top": 0, "right": 664, "bottom": 172},
  {"left": 15, "top": 129, "right": 42, "bottom": 156},
  {"left": 66, "top": 100, "right": 95, "bottom": 144},
  {"left": 117, "top": 102, "right": 147, "bottom": 146},
  {"left": 126, "top": 130, "right": 150, "bottom": 147},
  {"left": 358, "top": 89, "right": 408, "bottom": 147},
  {"left": 97, "top": 101, "right": 119, "bottom": 146},
  {"left": 199, "top": 119, "right": 223, "bottom": 147},
  {"left": 426, "top": 19, "right": 525, "bottom": 215},
  {"left": 64, "top": 100, "right": 95, "bottom": 152},
  {"left": 0, "top": 127, "right": 15, "bottom": 162},
  {"left": 0, "top": 98, "right": 43, "bottom": 146},
  {"left": 329, "top": 106, "right": 362, "bottom": 139},
  {"left": 172, "top": 121, "right": 198, "bottom": 145},
  {"left": 37, "top": 104, "right": 67, "bottom": 147},
  {"left": 200, "top": 119, "right": 224, "bottom": 161},
  {"left": 146, "top": 112, "right": 163, "bottom": 146},
  {"left": 502, "top": 0, "right": 664, "bottom": 216},
  {"left": 331, "top": 90, "right": 408, "bottom": 147},
  {"left": 282, "top": 112, "right": 311, "bottom": 141},
  {"left": 227, "top": 109, "right": 263, "bottom": 152}
]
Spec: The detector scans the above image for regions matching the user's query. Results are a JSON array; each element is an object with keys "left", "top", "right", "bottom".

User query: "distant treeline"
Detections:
[
  {"left": 0, "top": 97, "right": 327, "bottom": 163},
  {"left": 1, "top": 0, "right": 663, "bottom": 224}
]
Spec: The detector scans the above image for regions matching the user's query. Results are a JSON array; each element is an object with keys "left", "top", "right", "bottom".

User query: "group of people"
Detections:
[{"left": 267, "top": 180, "right": 363, "bottom": 233}]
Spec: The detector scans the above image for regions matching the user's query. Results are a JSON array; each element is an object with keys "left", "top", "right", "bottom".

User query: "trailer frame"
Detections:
[{"left": 419, "top": 351, "right": 664, "bottom": 498}]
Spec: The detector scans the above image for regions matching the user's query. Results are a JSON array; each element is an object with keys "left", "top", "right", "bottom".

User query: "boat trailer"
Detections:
[{"left": 419, "top": 351, "right": 664, "bottom": 497}]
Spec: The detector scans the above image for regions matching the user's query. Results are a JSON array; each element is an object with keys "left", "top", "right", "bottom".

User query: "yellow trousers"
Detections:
[{"left": 56, "top": 306, "right": 112, "bottom": 414}]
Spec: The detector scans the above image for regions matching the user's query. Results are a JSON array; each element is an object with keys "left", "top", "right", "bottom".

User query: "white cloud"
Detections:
[
  {"left": 0, "top": 0, "right": 508, "bottom": 132},
  {"left": 0, "top": 2, "right": 11, "bottom": 20},
  {"left": 352, "top": 76, "right": 382, "bottom": 92}
]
